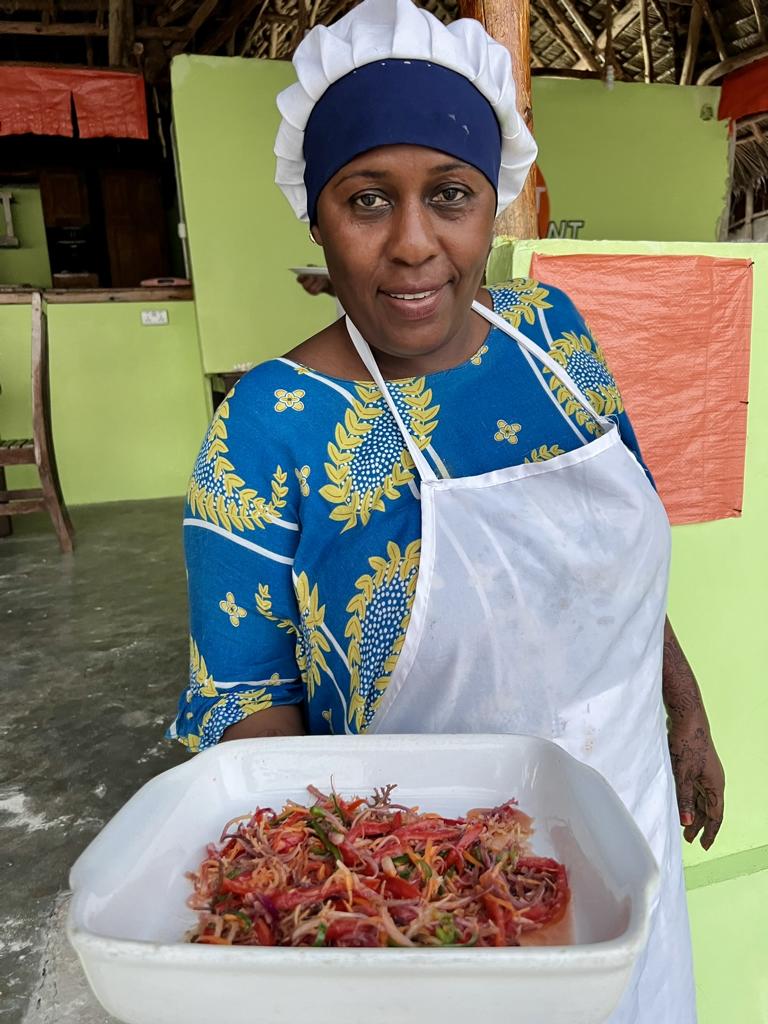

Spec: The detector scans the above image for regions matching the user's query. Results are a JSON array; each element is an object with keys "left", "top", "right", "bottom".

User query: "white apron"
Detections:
[{"left": 346, "top": 301, "right": 696, "bottom": 1024}]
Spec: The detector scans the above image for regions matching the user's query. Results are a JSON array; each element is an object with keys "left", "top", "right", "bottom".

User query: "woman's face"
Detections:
[{"left": 313, "top": 144, "right": 496, "bottom": 370}]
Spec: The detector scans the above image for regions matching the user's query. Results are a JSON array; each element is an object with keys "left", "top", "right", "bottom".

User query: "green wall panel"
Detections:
[
  {"left": 687, "top": 868, "right": 768, "bottom": 1023},
  {"left": 171, "top": 55, "right": 334, "bottom": 375},
  {"left": 532, "top": 80, "right": 729, "bottom": 243},
  {"left": 0, "top": 185, "right": 52, "bottom": 288},
  {"left": 0, "top": 301, "right": 208, "bottom": 506}
]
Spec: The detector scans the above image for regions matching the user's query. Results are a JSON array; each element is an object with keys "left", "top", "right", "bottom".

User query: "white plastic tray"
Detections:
[{"left": 68, "top": 735, "right": 658, "bottom": 1024}]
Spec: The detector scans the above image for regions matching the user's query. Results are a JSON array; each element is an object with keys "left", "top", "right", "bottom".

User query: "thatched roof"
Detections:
[{"left": 0, "top": 0, "right": 764, "bottom": 84}]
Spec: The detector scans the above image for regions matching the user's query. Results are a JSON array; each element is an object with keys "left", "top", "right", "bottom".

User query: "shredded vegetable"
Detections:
[{"left": 186, "top": 785, "right": 569, "bottom": 948}]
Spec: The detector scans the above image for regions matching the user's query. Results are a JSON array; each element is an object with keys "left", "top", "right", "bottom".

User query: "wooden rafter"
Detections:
[
  {"left": 0, "top": 0, "right": 154, "bottom": 8},
  {"left": 535, "top": 0, "right": 600, "bottom": 69},
  {"left": 697, "top": 0, "right": 727, "bottom": 62},
  {"left": 154, "top": 0, "right": 189, "bottom": 28},
  {"left": 0, "top": 18, "right": 185, "bottom": 37},
  {"left": 198, "top": 0, "right": 266, "bottom": 54},
  {"left": 679, "top": 0, "right": 702, "bottom": 85},
  {"left": 639, "top": 0, "right": 653, "bottom": 82},
  {"left": 166, "top": 0, "right": 219, "bottom": 58},
  {"left": 108, "top": 0, "right": 133, "bottom": 66},
  {"left": 573, "top": 0, "right": 639, "bottom": 70},
  {"left": 751, "top": 0, "right": 766, "bottom": 43},
  {"left": 698, "top": 42, "right": 768, "bottom": 85},
  {"left": 555, "top": 0, "right": 598, "bottom": 49},
  {"left": 532, "top": 6, "right": 577, "bottom": 59}
]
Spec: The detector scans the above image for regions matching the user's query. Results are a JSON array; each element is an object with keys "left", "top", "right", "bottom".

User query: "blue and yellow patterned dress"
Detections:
[{"left": 169, "top": 281, "right": 649, "bottom": 752}]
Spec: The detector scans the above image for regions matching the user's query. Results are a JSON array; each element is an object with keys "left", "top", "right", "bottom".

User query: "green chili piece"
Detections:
[
  {"left": 308, "top": 817, "right": 342, "bottom": 862},
  {"left": 225, "top": 865, "right": 249, "bottom": 879},
  {"left": 313, "top": 923, "right": 328, "bottom": 946},
  {"left": 435, "top": 914, "right": 459, "bottom": 945}
]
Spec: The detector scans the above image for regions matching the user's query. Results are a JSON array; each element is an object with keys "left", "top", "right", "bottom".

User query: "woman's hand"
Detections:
[
  {"left": 667, "top": 716, "right": 725, "bottom": 850},
  {"left": 663, "top": 618, "right": 725, "bottom": 850},
  {"left": 297, "top": 273, "right": 336, "bottom": 297}
]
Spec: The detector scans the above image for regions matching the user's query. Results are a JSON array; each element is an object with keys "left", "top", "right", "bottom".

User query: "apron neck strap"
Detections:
[
  {"left": 471, "top": 300, "right": 614, "bottom": 429},
  {"left": 345, "top": 315, "right": 438, "bottom": 483}
]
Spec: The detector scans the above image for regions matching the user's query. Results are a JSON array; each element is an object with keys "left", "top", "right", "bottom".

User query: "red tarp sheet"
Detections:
[
  {"left": 529, "top": 253, "right": 753, "bottom": 526},
  {"left": 0, "top": 66, "right": 148, "bottom": 139},
  {"left": 718, "top": 55, "right": 768, "bottom": 122}
]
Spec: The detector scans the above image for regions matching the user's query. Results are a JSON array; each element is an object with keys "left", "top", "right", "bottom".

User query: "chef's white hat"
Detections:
[{"left": 274, "top": 0, "right": 537, "bottom": 223}]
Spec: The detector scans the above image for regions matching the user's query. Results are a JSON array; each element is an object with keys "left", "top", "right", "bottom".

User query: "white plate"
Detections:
[
  {"left": 68, "top": 734, "right": 658, "bottom": 1024},
  {"left": 289, "top": 265, "right": 330, "bottom": 276}
]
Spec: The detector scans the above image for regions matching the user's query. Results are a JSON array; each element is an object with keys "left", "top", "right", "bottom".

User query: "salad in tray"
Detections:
[{"left": 187, "top": 785, "right": 569, "bottom": 948}]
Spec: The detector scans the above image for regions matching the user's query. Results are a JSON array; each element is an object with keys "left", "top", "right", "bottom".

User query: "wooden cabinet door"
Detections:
[
  {"left": 39, "top": 169, "right": 89, "bottom": 227},
  {"left": 100, "top": 167, "right": 170, "bottom": 288}
]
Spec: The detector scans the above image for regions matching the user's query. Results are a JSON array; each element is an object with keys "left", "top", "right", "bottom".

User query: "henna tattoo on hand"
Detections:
[{"left": 662, "top": 618, "right": 704, "bottom": 723}]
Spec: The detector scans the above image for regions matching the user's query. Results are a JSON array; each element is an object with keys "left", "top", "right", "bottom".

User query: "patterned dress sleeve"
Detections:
[
  {"left": 538, "top": 284, "right": 655, "bottom": 485},
  {"left": 168, "top": 375, "right": 305, "bottom": 753}
]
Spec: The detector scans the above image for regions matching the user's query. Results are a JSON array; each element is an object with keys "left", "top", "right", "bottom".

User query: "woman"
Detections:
[{"left": 170, "top": 0, "right": 724, "bottom": 1019}]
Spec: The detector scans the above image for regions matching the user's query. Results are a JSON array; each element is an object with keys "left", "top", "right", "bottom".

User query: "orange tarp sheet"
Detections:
[
  {"left": 529, "top": 253, "right": 753, "bottom": 526},
  {"left": 0, "top": 67, "right": 147, "bottom": 139}
]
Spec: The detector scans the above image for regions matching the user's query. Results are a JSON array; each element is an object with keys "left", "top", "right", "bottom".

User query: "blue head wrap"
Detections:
[{"left": 302, "top": 59, "right": 502, "bottom": 225}]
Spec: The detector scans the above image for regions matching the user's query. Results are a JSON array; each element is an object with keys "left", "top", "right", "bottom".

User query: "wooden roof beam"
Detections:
[
  {"left": 154, "top": 0, "right": 188, "bottom": 28},
  {"left": 679, "top": 0, "right": 702, "bottom": 84},
  {"left": 108, "top": 0, "right": 134, "bottom": 66},
  {"left": 0, "top": 19, "right": 186, "bottom": 38},
  {"left": 555, "top": 0, "right": 599, "bottom": 48},
  {"left": 751, "top": 0, "right": 766, "bottom": 43},
  {"left": 531, "top": 7, "right": 577, "bottom": 60},
  {"left": 698, "top": 43, "right": 768, "bottom": 85},
  {"left": 639, "top": 0, "right": 653, "bottom": 82},
  {"left": 535, "top": 0, "right": 600, "bottom": 70},
  {"left": 166, "top": 0, "right": 219, "bottom": 57},
  {"left": 198, "top": 0, "right": 267, "bottom": 55},
  {"left": 573, "top": 0, "right": 639, "bottom": 70},
  {"left": 698, "top": 0, "right": 727, "bottom": 61}
]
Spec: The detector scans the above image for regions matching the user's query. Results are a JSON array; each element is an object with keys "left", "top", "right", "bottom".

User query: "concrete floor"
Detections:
[{"left": 0, "top": 500, "right": 190, "bottom": 1024}]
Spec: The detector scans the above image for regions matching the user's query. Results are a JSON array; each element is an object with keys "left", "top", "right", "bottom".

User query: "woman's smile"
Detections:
[{"left": 379, "top": 282, "right": 448, "bottom": 321}]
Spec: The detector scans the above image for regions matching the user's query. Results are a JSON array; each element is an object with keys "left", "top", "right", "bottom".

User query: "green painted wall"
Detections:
[
  {"left": 490, "top": 237, "right": 768, "bottom": 1023},
  {"left": 0, "top": 300, "right": 208, "bottom": 506},
  {"left": 532, "top": 79, "right": 729, "bottom": 243},
  {"left": 170, "top": 60, "right": 729, "bottom": 375},
  {"left": 0, "top": 185, "right": 52, "bottom": 288},
  {"left": 171, "top": 55, "right": 335, "bottom": 374}
]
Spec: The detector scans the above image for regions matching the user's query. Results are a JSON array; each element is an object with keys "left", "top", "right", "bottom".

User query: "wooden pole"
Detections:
[
  {"left": 108, "top": 0, "right": 134, "bottom": 66},
  {"left": 680, "top": 0, "right": 702, "bottom": 85},
  {"left": 751, "top": 0, "right": 766, "bottom": 43},
  {"left": 459, "top": 0, "right": 536, "bottom": 238},
  {"left": 698, "top": 0, "right": 727, "bottom": 62},
  {"left": 639, "top": 0, "right": 653, "bottom": 82}
]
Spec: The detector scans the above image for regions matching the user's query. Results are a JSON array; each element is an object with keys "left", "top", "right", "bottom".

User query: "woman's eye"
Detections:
[
  {"left": 353, "top": 193, "right": 389, "bottom": 209},
  {"left": 434, "top": 187, "right": 467, "bottom": 204}
]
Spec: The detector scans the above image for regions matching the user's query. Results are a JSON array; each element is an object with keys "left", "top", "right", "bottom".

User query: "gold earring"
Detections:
[{"left": 309, "top": 230, "right": 319, "bottom": 246}]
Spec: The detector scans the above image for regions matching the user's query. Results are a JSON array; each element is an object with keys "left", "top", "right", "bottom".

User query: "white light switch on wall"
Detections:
[{"left": 141, "top": 309, "right": 169, "bottom": 326}]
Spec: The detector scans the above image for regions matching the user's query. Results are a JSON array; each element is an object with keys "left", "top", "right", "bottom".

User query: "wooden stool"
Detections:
[{"left": 0, "top": 292, "right": 75, "bottom": 553}]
